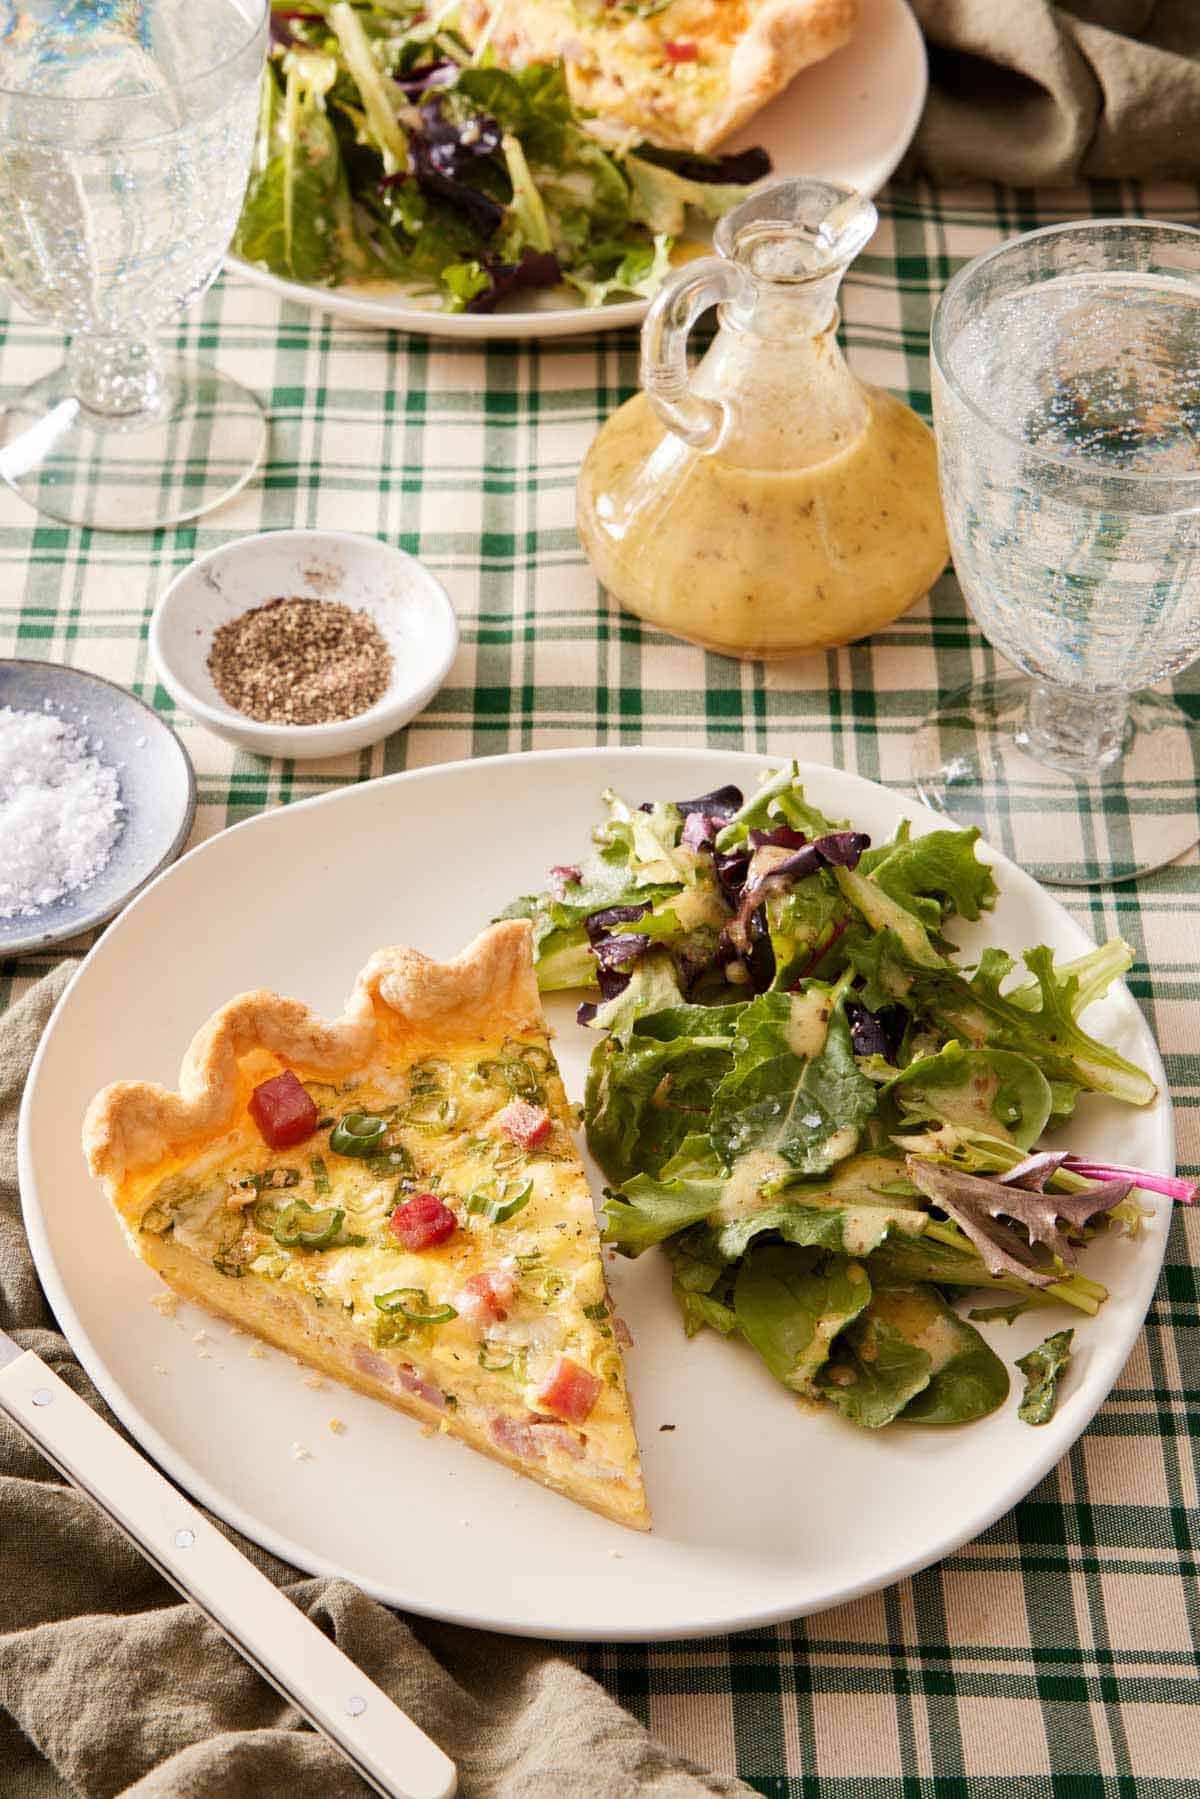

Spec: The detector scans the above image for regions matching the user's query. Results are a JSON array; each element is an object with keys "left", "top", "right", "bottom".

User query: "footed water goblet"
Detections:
[
  {"left": 913, "top": 219, "right": 1200, "bottom": 886},
  {"left": 0, "top": 0, "right": 268, "bottom": 530}
]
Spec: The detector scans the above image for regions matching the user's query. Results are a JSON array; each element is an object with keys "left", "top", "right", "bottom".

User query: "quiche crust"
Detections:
[
  {"left": 84, "top": 921, "right": 542, "bottom": 1196},
  {"left": 83, "top": 922, "right": 650, "bottom": 1532}
]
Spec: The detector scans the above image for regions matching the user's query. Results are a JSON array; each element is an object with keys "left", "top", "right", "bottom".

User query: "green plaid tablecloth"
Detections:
[{"left": 2, "top": 179, "right": 1198, "bottom": 1794}]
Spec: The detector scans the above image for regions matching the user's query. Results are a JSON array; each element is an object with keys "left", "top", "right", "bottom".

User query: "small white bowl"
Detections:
[{"left": 150, "top": 529, "right": 458, "bottom": 761}]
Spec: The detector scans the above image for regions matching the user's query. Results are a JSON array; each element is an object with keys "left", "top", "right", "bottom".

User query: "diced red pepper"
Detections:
[
  {"left": 461, "top": 1269, "right": 516, "bottom": 1323},
  {"left": 664, "top": 38, "right": 699, "bottom": 61},
  {"left": 389, "top": 1192, "right": 457, "bottom": 1251},
  {"left": 248, "top": 1070, "right": 318, "bottom": 1150},
  {"left": 497, "top": 1100, "right": 552, "bottom": 1150},
  {"left": 537, "top": 1356, "right": 602, "bottom": 1425}
]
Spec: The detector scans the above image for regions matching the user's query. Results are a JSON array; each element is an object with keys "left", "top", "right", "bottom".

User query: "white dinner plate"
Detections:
[
  {"left": 20, "top": 749, "right": 1173, "bottom": 1641},
  {"left": 225, "top": 0, "right": 927, "bottom": 339}
]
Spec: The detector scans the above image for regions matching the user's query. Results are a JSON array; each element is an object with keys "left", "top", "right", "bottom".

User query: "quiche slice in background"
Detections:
[
  {"left": 83, "top": 921, "right": 649, "bottom": 1531},
  {"left": 459, "top": 0, "right": 859, "bottom": 152}
]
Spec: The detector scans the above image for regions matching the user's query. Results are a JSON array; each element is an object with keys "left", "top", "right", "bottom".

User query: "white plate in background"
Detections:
[{"left": 225, "top": 0, "right": 927, "bottom": 338}]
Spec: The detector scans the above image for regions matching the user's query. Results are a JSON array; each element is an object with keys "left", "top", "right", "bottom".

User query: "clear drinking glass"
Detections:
[
  {"left": 0, "top": 0, "right": 268, "bottom": 530},
  {"left": 913, "top": 220, "right": 1200, "bottom": 886}
]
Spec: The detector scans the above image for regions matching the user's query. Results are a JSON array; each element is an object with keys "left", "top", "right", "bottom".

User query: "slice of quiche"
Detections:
[
  {"left": 83, "top": 921, "right": 649, "bottom": 1531},
  {"left": 459, "top": 0, "right": 859, "bottom": 153}
]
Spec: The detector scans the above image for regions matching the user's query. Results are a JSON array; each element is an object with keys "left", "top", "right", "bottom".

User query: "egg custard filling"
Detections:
[{"left": 83, "top": 922, "right": 648, "bottom": 1530}]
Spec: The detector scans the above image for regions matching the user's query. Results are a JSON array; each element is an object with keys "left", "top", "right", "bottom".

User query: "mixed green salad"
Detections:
[
  {"left": 234, "top": 0, "right": 769, "bottom": 311},
  {"left": 501, "top": 765, "right": 1194, "bottom": 1432}
]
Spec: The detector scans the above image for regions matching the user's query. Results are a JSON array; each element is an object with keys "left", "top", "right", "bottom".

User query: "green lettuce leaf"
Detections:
[
  {"left": 714, "top": 763, "right": 843, "bottom": 853},
  {"left": 851, "top": 931, "right": 1156, "bottom": 1109},
  {"left": 234, "top": 57, "right": 369, "bottom": 286},
  {"left": 857, "top": 822, "right": 997, "bottom": 932},
  {"left": 816, "top": 1283, "right": 1007, "bottom": 1428},
  {"left": 1016, "top": 1328, "right": 1074, "bottom": 1424},
  {"left": 625, "top": 153, "right": 760, "bottom": 237},
  {"left": 603, "top": 1165, "right": 723, "bottom": 1254},
  {"left": 585, "top": 1004, "right": 742, "bottom": 1182}
]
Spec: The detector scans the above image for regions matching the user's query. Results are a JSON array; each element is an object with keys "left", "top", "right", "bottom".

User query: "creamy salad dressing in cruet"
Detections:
[{"left": 577, "top": 180, "right": 948, "bottom": 658}]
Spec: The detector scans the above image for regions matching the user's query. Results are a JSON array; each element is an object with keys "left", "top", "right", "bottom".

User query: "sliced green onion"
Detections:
[
  {"left": 310, "top": 1155, "right": 330, "bottom": 1196},
  {"left": 329, "top": 1112, "right": 388, "bottom": 1157},
  {"left": 582, "top": 1301, "right": 609, "bottom": 1322},
  {"left": 273, "top": 1201, "right": 345, "bottom": 1250},
  {"left": 244, "top": 1166, "right": 301, "bottom": 1195},
  {"left": 478, "top": 1342, "right": 516, "bottom": 1372},
  {"left": 466, "top": 1179, "right": 533, "bottom": 1225},
  {"left": 374, "top": 1287, "right": 457, "bottom": 1325}
]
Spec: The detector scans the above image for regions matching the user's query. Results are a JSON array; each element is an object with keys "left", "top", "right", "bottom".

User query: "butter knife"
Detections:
[{"left": 0, "top": 1329, "right": 456, "bottom": 1799}]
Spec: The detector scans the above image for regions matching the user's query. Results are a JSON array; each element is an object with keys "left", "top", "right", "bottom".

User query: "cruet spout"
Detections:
[{"left": 713, "top": 179, "right": 878, "bottom": 335}]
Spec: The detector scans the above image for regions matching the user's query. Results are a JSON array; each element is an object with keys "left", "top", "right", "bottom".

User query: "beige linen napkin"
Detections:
[
  {"left": 0, "top": 966, "right": 753, "bottom": 1799},
  {"left": 907, "top": 0, "right": 1200, "bottom": 184}
]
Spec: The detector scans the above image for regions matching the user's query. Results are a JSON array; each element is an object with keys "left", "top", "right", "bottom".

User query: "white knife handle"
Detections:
[{"left": 0, "top": 1350, "right": 456, "bottom": 1799}]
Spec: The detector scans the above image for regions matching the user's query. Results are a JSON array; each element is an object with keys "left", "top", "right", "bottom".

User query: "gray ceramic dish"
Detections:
[{"left": 0, "top": 660, "right": 196, "bottom": 959}]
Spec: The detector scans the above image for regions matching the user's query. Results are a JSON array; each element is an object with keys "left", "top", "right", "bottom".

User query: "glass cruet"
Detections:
[{"left": 576, "top": 178, "right": 949, "bottom": 659}]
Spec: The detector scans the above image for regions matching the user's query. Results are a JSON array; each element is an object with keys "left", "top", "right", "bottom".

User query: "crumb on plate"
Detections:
[{"left": 150, "top": 1291, "right": 179, "bottom": 1318}]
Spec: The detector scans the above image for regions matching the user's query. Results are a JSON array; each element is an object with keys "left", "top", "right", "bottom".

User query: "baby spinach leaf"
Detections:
[
  {"left": 884, "top": 1288, "right": 1011, "bottom": 1425},
  {"left": 884, "top": 1042, "right": 1053, "bottom": 1151},
  {"left": 734, "top": 1245, "right": 871, "bottom": 1392},
  {"left": 709, "top": 989, "right": 877, "bottom": 1176},
  {"left": 816, "top": 1307, "right": 933, "bottom": 1428},
  {"left": 1016, "top": 1328, "right": 1074, "bottom": 1424}
]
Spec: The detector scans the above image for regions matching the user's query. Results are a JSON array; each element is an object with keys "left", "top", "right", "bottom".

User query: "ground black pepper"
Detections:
[{"left": 207, "top": 597, "right": 393, "bottom": 726}]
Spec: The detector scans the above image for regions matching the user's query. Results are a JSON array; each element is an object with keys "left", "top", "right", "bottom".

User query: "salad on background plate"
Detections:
[
  {"left": 503, "top": 763, "right": 1194, "bottom": 1433},
  {"left": 233, "top": 0, "right": 770, "bottom": 314}
]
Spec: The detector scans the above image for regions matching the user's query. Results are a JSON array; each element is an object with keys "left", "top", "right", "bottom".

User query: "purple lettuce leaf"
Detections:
[
  {"left": 465, "top": 250, "right": 561, "bottom": 312},
  {"left": 907, "top": 1156, "right": 1132, "bottom": 1285}
]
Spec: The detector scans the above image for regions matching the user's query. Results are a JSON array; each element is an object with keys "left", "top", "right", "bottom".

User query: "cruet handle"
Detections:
[{"left": 640, "top": 256, "right": 748, "bottom": 453}]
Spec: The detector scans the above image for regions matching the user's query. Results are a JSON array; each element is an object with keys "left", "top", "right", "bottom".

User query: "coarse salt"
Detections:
[{"left": 0, "top": 707, "right": 123, "bottom": 919}]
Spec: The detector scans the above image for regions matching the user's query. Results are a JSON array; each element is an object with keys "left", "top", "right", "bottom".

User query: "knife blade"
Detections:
[{"left": 0, "top": 1328, "right": 456, "bottom": 1799}]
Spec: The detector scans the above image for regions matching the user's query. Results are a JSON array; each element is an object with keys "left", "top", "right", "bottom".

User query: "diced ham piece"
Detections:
[
  {"left": 537, "top": 1357, "right": 602, "bottom": 1425},
  {"left": 531, "top": 1420, "right": 586, "bottom": 1460},
  {"left": 394, "top": 1363, "right": 446, "bottom": 1410},
  {"left": 490, "top": 1413, "right": 544, "bottom": 1461},
  {"left": 352, "top": 1346, "right": 392, "bottom": 1383},
  {"left": 459, "top": 1269, "right": 517, "bottom": 1324},
  {"left": 389, "top": 1192, "right": 457, "bottom": 1250},
  {"left": 248, "top": 1071, "right": 318, "bottom": 1150},
  {"left": 497, "top": 1100, "right": 552, "bottom": 1150},
  {"left": 664, "top": 38, "right": 699, "bottom": 61}
]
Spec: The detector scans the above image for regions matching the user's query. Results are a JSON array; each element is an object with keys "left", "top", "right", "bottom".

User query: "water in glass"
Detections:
[{"left": 938, "top": 271, "right": 1200, "bottom": 713}]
